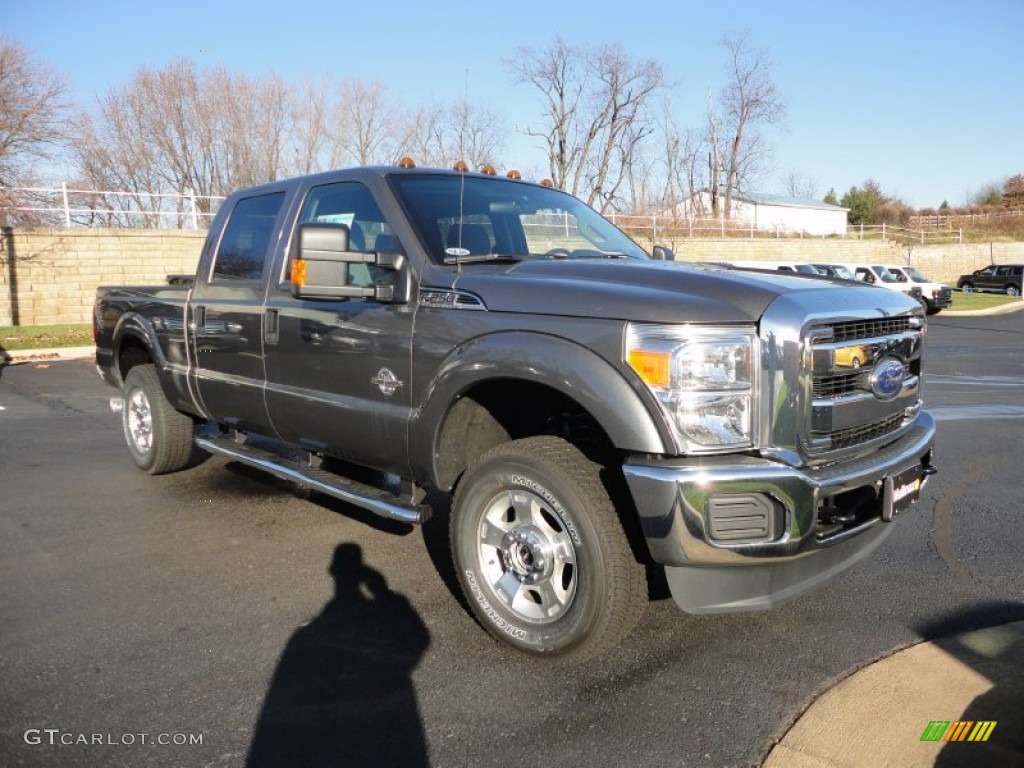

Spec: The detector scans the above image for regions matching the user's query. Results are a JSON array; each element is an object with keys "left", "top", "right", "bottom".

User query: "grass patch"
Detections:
[
  {"left": 949, "top": 291, "right": 1022, "bottom": 311},
  {"left": 1, "top": 323, "right": 93, "bottom": 350}
]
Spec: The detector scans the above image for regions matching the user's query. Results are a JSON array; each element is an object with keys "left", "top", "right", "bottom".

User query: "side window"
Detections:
[
  {"left": 294, "top": 182, "right": 393, "bottom": 287},
  {"left": 855, "top": 268, "right": 872, "bottom": 283},
  {"left": 212, "top": 192, "right": 285, "bottom": 281}
]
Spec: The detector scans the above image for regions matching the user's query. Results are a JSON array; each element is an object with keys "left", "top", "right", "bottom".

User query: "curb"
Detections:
[
  {"left": 2, "top": 346, "right": 96, "bottom": 363},
  {"left": 763, "top": 620, "right": 1024, "bottom": 767},
  {"left": 941, "top": 300, "right": 1024, "bottom": 317}
]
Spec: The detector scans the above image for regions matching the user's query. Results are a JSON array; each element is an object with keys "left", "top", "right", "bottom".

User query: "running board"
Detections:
[{"left": 195, "top": 434, "right": 431, "bottom": 525}]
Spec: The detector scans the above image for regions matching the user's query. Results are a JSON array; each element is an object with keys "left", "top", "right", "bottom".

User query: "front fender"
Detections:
[{"left": 410, "top": 331, "right": 672, "bottom": 487}]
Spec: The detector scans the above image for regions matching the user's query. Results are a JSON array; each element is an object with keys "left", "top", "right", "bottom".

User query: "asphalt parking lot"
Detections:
[{"left": 2, "top": 310, "right": 1023, "bottom": 767}]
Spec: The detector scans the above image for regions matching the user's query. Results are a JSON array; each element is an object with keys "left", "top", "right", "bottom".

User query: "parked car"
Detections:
[
  {"left": 882, "top": 265, "right": 953, "bottom": 315},
  {"left": 726, "top": 260, "right": 822, "bottom": 275},
  {"left": 813, "top": 263, "right": 924, "bottom": 303},
  {"left": 957, "top": 264, "right": 1023, "bottom": 297},
  {"left": 811, "top": 263, "right": 857, "bottom": 281}
]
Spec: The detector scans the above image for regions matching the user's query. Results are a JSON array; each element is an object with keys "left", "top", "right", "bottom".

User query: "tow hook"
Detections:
[{"left": 109, "top": 396, "right": 124, "bottom": 414}]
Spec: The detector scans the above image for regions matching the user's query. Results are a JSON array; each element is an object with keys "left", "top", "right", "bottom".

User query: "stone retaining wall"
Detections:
[
  {"left": 2, "top": 228, "right": 1022, "bottom": 326},
  {"left": 1, "top": 229, "right": 206, "bottom": 326}
]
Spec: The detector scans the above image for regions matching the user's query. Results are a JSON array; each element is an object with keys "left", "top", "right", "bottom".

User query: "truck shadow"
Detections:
[
  {"left": 246, "top": 543, "right": 431, "bottom": 768},
  {"left": 913, "top": 601, "right": 1024, "bottom": 766}
]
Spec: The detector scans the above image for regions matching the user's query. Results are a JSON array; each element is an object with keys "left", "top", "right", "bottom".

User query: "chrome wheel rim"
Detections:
[
  {"left": 127, "top": 388, "right": 154, "bottom": 455},
  {"left": 475, "top": 488, "right": 578, "bottom": 624}
]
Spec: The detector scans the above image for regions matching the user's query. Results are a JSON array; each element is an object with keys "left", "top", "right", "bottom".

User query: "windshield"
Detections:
[
  {"left": 388, "top": 173, "right": 649, "bottom": 264},
  {"left": 875, "top": 267, "right": 900, "bottom": 283},
  {"left": 904, "top": 266, "right": 929, "bottom": 282},
  {"left": 818, "top": 264, "right": 855, "bottom": 280}
]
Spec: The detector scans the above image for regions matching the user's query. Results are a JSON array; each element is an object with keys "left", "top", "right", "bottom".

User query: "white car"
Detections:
[
  {"left": 814, "top": 263, "right": 924, "bottom": 306},
  {"left": 882, "top": 265, "right": 953, "bottom": 315},
  {"left": 726, "top": 260, "right": 822, "bottom": 275}
]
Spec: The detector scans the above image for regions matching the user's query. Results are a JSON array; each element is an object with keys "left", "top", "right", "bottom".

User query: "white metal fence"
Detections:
[
  {"left": 1, "top": 184, "right": 963, "bottom": 243},
  {"left": 3, "top": 184, "right": 225, "bottom": 229}
]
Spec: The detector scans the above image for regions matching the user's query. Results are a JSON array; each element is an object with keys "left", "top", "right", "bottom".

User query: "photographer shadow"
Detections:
[{"left": 246, "top": 543, "right": 431, "bottom": 768}]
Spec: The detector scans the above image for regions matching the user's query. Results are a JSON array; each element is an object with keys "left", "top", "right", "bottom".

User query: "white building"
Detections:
[{"left": 672, "top": 191, "right": 849, "bottom": 236}]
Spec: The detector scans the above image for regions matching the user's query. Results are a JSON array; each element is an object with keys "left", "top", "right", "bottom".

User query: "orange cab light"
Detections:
[
  {"left": 290, "top": 259, "right": 307, "bottom": 286},
  {"left": 506, "top": 169, "right": 522, "bottom": 179},
  {"left": 397, "top": 156, "right": 417, "bottom": 168},
  {"left": 453, "top": 160, "right": 469, "bottom": 172},
  {"left": 479, "top": 164, "right": 497, "bottom": 175},
  {"left": 540, "top": 178, "right": 554, "bottom": 187}
]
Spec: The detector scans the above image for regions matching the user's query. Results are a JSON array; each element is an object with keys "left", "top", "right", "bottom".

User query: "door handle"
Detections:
[
  {"left": 190, "top": 305, "right": 206, "bottom": 332},
  {"left": 265, "top": 308, "right": 280, "bottom": 345}
]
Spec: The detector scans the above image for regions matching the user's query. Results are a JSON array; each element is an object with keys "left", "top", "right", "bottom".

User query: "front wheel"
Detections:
[
  {"left": 960, "top": 282, "right": 975, "bottom": 293},
  {"left": 450, "top": 436, "right": 646, "bottom": 663},
  {"left": 122, "top": 364, "right": 194, "bottom": 474}
]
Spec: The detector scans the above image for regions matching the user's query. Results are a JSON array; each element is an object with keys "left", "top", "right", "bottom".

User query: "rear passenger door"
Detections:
[{"left": 190, "top": 190, "right": 288, "bottom": 432}]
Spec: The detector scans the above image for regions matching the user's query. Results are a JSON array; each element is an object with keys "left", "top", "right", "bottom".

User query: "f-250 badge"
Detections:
[{"left": 371, "top": 368, "right": 403, "bottom": 396}]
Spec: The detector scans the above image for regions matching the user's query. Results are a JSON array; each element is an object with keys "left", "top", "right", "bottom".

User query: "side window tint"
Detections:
[
  {"left": 212, "top": 192, "right": 285, "bottom": 281},
  {"left": 295, "top": 182, "right": 393, "bottom": 287}
]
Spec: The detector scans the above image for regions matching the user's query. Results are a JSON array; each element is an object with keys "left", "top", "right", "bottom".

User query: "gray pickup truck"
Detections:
[{"left": 95, "top": 163, "right": 936, "bottom": 662}]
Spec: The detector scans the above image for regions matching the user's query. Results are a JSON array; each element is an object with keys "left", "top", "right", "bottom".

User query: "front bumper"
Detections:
[{"left": 623, "top": 411, "right": 936, "bottom": 613}]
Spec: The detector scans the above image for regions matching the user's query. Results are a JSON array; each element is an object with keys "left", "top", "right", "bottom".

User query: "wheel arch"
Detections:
[
  {"left": 412, "top": 332, "right": 670, "bottom": 492},
  {"left": 111, "top": 312, "right": 165, "bottom": 387}
]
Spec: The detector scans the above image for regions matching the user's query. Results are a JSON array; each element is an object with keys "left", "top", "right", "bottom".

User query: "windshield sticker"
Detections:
[{"left": 445, "top": 247, "right": 471, "bottom": 257}]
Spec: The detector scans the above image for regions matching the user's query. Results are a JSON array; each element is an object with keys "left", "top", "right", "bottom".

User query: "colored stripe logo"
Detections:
[{"left": 920, "top": 721, "right": 997, "bottom": 742}]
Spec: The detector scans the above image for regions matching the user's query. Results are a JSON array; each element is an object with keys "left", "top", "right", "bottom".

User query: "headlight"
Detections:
[{"left": 626, "top": 324, "right": 756, "bottom": 450}]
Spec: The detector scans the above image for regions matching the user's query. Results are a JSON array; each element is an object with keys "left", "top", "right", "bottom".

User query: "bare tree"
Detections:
[
  {"left": 74, "top": 59, "right": 292, "bottom": 226},
  {"left": 289, "top": 77, "right": 333, "bottom": 175},
  {"left": 657, "top": 95, "right": 702, "bottom": 217},
  {"left": 706, "top": 88, "right": 723, "bottom": 217},
  {"left": 783, "top": 170, "right": 818, "bottom": 199},
  {"left": 718, "top": 31, "right": 785, "bottom": 218},
  {"left": 332, "top": 78, "right": 404, "bottom": 167},
  {"left": 0, "top": 38, "right": 73, "bottom": 223},
  {"left": 507, "top": 38, "right": 665, "bottom": 212},
  {"left": 399, "top": 99, "right": 504, "bottom": 170}
]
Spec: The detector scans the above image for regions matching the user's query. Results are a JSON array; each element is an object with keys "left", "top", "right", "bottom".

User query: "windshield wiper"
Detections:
[{"left": 443, "top": 253, "right": 524, "bottom": 265}]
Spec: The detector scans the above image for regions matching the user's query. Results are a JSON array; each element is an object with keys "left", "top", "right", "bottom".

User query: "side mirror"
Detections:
[
  {"left": 652, "top": 245, "right": 675, "bottom": 261},
  {"left": 290, "top": 222, "right": 408, "bottom": 303}
]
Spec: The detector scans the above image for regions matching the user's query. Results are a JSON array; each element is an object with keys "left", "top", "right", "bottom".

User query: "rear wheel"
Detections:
[
  {"left": 450, "top": 436, "right": 646, "bottom": 663},
  {"left": 1006, "top": 284, "right": 1021, "bottom": 297},
  {"left": 122, "top": 364, "right": 194, "bottom": 474}
]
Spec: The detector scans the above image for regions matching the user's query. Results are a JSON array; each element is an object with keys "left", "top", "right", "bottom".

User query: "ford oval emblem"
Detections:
[{"left": 870, "top": 358, "right": 906, "bottom": 401}]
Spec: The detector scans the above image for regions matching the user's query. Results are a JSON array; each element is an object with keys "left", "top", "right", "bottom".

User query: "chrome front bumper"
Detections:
[{"left": 623, "top": 411, "right": 936, "bottom": 613}]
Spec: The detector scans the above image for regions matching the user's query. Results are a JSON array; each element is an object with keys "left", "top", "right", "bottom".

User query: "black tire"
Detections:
[
  {"left": 960, "top": 281, "right": 975, "bottom": 293},
  {"left": 1006, "top": 284, "right": 1021, "bottom": 297},
  {"left": 122, "top": 364, "right": 194, "bottom": 474},
  {"left": 450, "top": 436, "right": 646, "bottom": 663}
]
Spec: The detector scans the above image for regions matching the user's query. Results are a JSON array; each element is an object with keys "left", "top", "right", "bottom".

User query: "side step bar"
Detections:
[{"left": 195, "top": 433, "right": 431, "bottom": 525}]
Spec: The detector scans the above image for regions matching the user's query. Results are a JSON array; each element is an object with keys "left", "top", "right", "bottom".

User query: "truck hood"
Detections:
[{"left": 438, "top": 259, "right": 857, "bottom": 325}]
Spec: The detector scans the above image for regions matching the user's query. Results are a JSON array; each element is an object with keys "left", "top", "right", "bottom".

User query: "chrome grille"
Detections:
[
  {"left": 813, "top": 372, "right": 862, "bottom": 398},
  {"left": 812, "top": 412, "right": 905, "bottom": 451},
  {"left": 828, "top": 317, "right": 913, "bottom": 343},
  {"left": 805, "top": 313, "right": 923, "bottom": 458}
]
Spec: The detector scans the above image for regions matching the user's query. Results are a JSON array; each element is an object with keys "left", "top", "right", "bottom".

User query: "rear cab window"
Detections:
[{"left": 210, "top": 192, "right": 286, "bottom": 282}]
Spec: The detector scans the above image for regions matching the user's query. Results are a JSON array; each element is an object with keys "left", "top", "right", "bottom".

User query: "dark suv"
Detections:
[{"left": 957, "top": 264, "right": 1023, "bottom": 296}]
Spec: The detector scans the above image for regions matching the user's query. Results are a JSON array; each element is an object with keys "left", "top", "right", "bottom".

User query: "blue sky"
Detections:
[{"left": 9, "top": 0, "right": 1022, "bottom": 208}]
